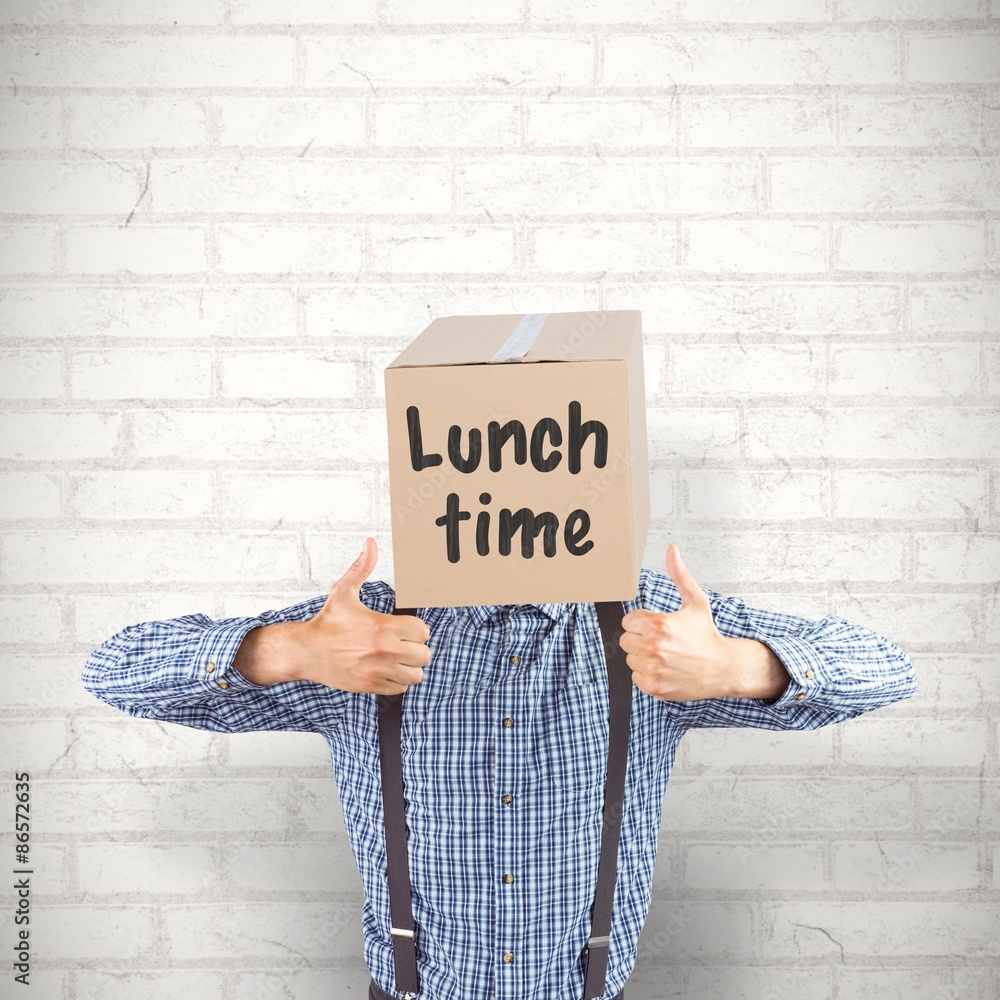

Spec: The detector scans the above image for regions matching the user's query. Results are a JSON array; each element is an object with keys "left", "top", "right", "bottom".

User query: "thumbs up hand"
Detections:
[
  {"left": 298, "top": 537, "right": 432, "bottom": 696},
  {"left": 619, "top": 544, "right": 740, "bottom": 702}
]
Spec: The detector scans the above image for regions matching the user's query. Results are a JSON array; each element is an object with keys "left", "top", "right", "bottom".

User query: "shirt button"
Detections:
[
  {"left": 795, "top": 691, "right": 806, "bottom": 701},
  {"left": 502, "top": 952, "right": 514, "bottom": 964},
  {"left": 206, "top": 662, "right": 216, "bottom": 672},
  {"left": 502, "top": 873, "right": 514, "bottom": 885},
  {"left": 804, "top": 669, "right": 814, "bottom": 680},
  {"left": 509, "top": 654, "right": 520, "bottom": 666},
  {"left": 502, "top": 717, "right": 514, "bottom": 729},
  {"left": 218, "top": 680, "right": 230, "bottom": 690},
  {"left": 501, "top": 794, "right": 513, "bottom": 805}
]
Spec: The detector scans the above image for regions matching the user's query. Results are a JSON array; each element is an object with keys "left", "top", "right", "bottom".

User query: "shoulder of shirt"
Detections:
[
  {"left": 358, "top": 580, "right": 459, "bottom": 625},
  {"left": 637, "top": 565, "right": 734, "bottom": 613}
]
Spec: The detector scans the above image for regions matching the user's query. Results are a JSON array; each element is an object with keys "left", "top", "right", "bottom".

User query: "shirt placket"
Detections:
[{"left": 494, "top": 607, "right": 532, "bottom": 1000}]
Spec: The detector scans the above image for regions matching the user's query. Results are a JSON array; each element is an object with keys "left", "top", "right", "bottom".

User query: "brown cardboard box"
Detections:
[{"left": 384, "top": 310, "right": 649, "bottom": 608}]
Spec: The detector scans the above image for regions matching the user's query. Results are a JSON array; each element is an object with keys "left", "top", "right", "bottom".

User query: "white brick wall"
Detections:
[{"left": 0, "top": 1, "right": 997, "bottom": 998}]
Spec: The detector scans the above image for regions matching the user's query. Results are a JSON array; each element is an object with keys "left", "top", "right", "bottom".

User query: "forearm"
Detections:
[
  {"left": 231, "top": 621, "right": 309, "bottom": 686},
  {"left": 724, "top": 636, "right": 791, "bottom": 701}
]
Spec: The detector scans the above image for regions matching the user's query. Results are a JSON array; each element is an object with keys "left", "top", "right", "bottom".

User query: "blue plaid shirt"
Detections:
[{"left": 81, "top": 566, "right": 917, "bottom": 1000}]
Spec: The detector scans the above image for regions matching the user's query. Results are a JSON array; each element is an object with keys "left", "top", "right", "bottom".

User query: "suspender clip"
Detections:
[
  {"left": 586, "top": 934, "right": 610, "bottom": 949},
  {"left": 390, "top": 925, "right": 416, "bottom": 941}
]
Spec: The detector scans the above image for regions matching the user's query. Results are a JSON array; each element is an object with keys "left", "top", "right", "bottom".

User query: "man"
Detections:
[{"left": 82, "top": 536, "right": 917, "bottom": 1000}]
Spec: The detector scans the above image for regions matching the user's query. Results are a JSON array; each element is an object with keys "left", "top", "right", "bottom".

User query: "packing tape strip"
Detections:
[{"left": 490, "top": 313, "right": 548, "bottom": 363}]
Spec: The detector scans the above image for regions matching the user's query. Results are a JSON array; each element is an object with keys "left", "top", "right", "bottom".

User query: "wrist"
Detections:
[
  {"left": 232, "top": 621, "right": 308, "bottom": 686},
  {"left": 722, "top": 636, "right": 790, "bottom": 701}
]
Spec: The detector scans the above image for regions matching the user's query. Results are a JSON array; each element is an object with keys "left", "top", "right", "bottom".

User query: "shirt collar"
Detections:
[{"left": 465, "top": 601, "right": 572, "bottom": 628}]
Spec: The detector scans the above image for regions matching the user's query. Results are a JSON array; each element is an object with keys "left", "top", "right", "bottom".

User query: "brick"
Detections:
[
  {"left": 128, "top": 408, "right": 385, "bottom": 463},
  {"left": 0, "top": 471, "right": 61, "bottom": 518},
  {"left": 231, "top": 0, "right": 377, "bottom": 21},
  {"left": 75, "top": 0, "right": 225, "bottom": 23},
  {"left": 839, "top": 0, "right": 981, "bottom": 17},
  {"left": 602, "top": 32, "right": 899, "bottom": 87},
  {"left": 0, "top": 530, "right": 299, "bottom": 584},
  {"left": 681, "top": 94, "right": 835, "bottom": 147},
  {"left": 0, "top": 411, "right": 120, "bottom": 460},
  {"left": 70, "top": 470, "right": 213, "bottom": 519},
  {"left": 2, "top": 654, "right": 106, "bottom": 711},
  {"left": 830, "top": 343, "right": 979, "bottom": 396},
  {"left": 909, "top": 282, "right": 1000, "bottom": 333},
  {"left": 0, "top": 226, "right": 58, "bottom": 273},
  {"left": 989, "top": 343, "right": 1000, "bottom": 394},
  {"left": 234, "top": 970, "right": 372, "bottom": 1000},
  {"left": 670, "top": 343, "right": 824, "bottom": 395},
  {"left": 303, "top": 282, "right": 598, "bottom": 339},
  {"left": 834, "top": 469, "right": 987, "bottom": 519},
  {"left": 744, "top": 407, "right": 1000, "bottom": 460},
  {"left": 685, "top": 726, "right": 834, "bottom": 768},
  {"left": 77, "top": 842, "right": 218, "bottom": 893},
  {"left": 525, "top": 98, "right": 676, "bottom": 148},
  {"left": 374, "top": 98, "right": 519, "bottom": 147},
  {"left": 388, "top": 0, "right": 522, "bottom": 22},
  {"left": 0, "top": 285, "right": 297, "bottom": 340},
  {"left": 0, "top": 97, "right": 61, "bottom": 147},
  {"left": 530, "top": 222, "right": 677, "bottom": 273},
  {"left": 606, "top": 281, "right": 902, "bottom": 335},
  {"left": 841, "top": 95, "right": 983, "bottom": 147},
  {"left": 218, "top": 590, "right": 324, "bottom": 621},
  {"left": 638, "top": 901, "right": 754, "bottom": 959},
  {"left": 919, "top": 778, "right": 999, "bottom": 832},
  {"left": 369, "top": 224, "right": 516, "bottom": 273},
  {"left": 72, "top": 591, "right": 220, "bottom": 646},
  {"left": 216, "top": 224, "right": 363, "bottom": 275},
  {"left": 457, "top": 156, "right": 759, "bottom": 215},
  {"left": 681, "top": 0, "right": 830, "bottom": 20},
  {"left": 644, "top": 343, "right": 666, "bottom": 397},
  {"left": 669, "top": 530, "right": 905, "bottom": 583},
  {"left": 836, "top": 968, "right": 994, "bottom": 1000},
  {"left": 304, "top": 34, "right": 594, "bottom": 88},
  {"left": 2, "top": 36, "right": 295, "bottom": 88},
  {"left": 833, "top": 840, "right": 981, "bottom": 892},
  {"left": 163, "top": 901, "right": 361, "bottom": 959},
  {"left": 772, "top": 157, "right": 1000, "bottom": 212},
  {"left": 761, "top": 901, "right": 1000, "bottom": 957},
  {"left": 70, "top": 348, "right": 213, "bottom": 399},
  {"left": 5, "top": 719, "right": 72, "bottom": 772},
  {"left": 219, "top": 348, "right": 357, "bottom": 399},
  {"left": 907, "top": 33, "right": 1000, "bottom": 83},
  {"left": 66, "top": 227, "right": 208, "bottom": 275},
  {"left": 533, "top": 0, "right": 672, "bottom": 20},
  {"left": 689, "top": 220, "right": 828, "bottom": 273},
  {"left": 916, "top": 655, "right": 1000, "bottom": 708},
  {"left": 684, "top": 842, "right": 826, "bottom": 890},
  {"left": 77, "top": 972, "right": 228, "bottom": 1000},
  {"left": 682, "top": 469, "right": 828, "bottom": 520},
  {"left": 915, "top": 533, "right": 1000, "bottom": 583},
  {"left": 75, "top": 717, "right": 227, "bottom": 771},
  {"left": 226, "top": 730, "right": 331, "bottom": 767},
  {"left": 34, "top": 778, "right": 301, "bottom": 834},
  {"left": 218, "top": 472, "right": 373, "bottom": 523},
  {"left": 68, "top": 96, "right": 211, "bottom": 148},
  {"left": 154, "top": 158, "right": 452, "bottom": 214},
  {"left": 678, "top": 967, "right": 833, "bottom": 1000},
  {"left": 831, "top": 592, "right": 979, "bottom": 646},
  {"left": 0, "top": 0, "right": 73, "bottom": 23},
  {"left": 216, "top": 96, "right": 365, "bottom": 148},
  {"left": 0, "top": 594, "right": 64, "bottom": 643},
  {"left": 221, "top": 838, "right": 358, "bottom": 891},
  {"left": 0, "top": 159, "right": 148, "bottom": 215},
  {"left": 0, "top": 349, "right": 63, "bottom": 399},
  {"left": 30, "top": 905, "right": 157, "bottom": 961},
  {"left": 645, "top": 407, "right": 741, "bottom": 463},
  {"left": 843, "top": 717, "right": 989, "bottom": 769}
]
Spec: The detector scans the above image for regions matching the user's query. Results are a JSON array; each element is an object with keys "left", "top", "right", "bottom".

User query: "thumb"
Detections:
[
  {"left": 665, "top": 543, "right": 709, "bottom": 611},
  {"left": 329, "top": 537, "right": 378, "bottom": 605}
]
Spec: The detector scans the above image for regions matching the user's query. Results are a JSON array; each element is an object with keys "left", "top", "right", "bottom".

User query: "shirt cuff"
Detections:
[
  {"left": 192, "top": 619, "right": 272, "bottom": 693},
  {"left": 752, "top": 634, "right": 829, "bottom": 709}
]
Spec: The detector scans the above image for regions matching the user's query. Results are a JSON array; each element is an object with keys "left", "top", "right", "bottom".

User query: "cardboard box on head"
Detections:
[{"left": 384, "top": 310, "right": 650, "bottom": 608}]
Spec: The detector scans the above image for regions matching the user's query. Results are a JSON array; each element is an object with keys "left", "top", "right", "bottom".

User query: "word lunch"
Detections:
[{"left": 404, "top": 401, "right": 610, "bottom": 563}]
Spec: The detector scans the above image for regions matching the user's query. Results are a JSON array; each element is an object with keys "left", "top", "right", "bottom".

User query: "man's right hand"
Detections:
[{"left": 232, "top": 537, "right": 432, "bottom": 694}]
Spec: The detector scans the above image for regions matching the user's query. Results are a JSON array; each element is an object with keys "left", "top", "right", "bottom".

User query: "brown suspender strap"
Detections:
[
  {"left": 377, "top": 603, "right": 421, "bottom": 1000},
  {"left": 581, "top": 600, "right": 633, "bottom": 1000},
  {"left": 379, "top": 601, "right": 633, "bottom": 1000}
]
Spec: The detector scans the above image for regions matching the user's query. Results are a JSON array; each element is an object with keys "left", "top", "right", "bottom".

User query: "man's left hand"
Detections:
[{"left": 620, "top": 544, "right": 790, "bottom": 703}]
